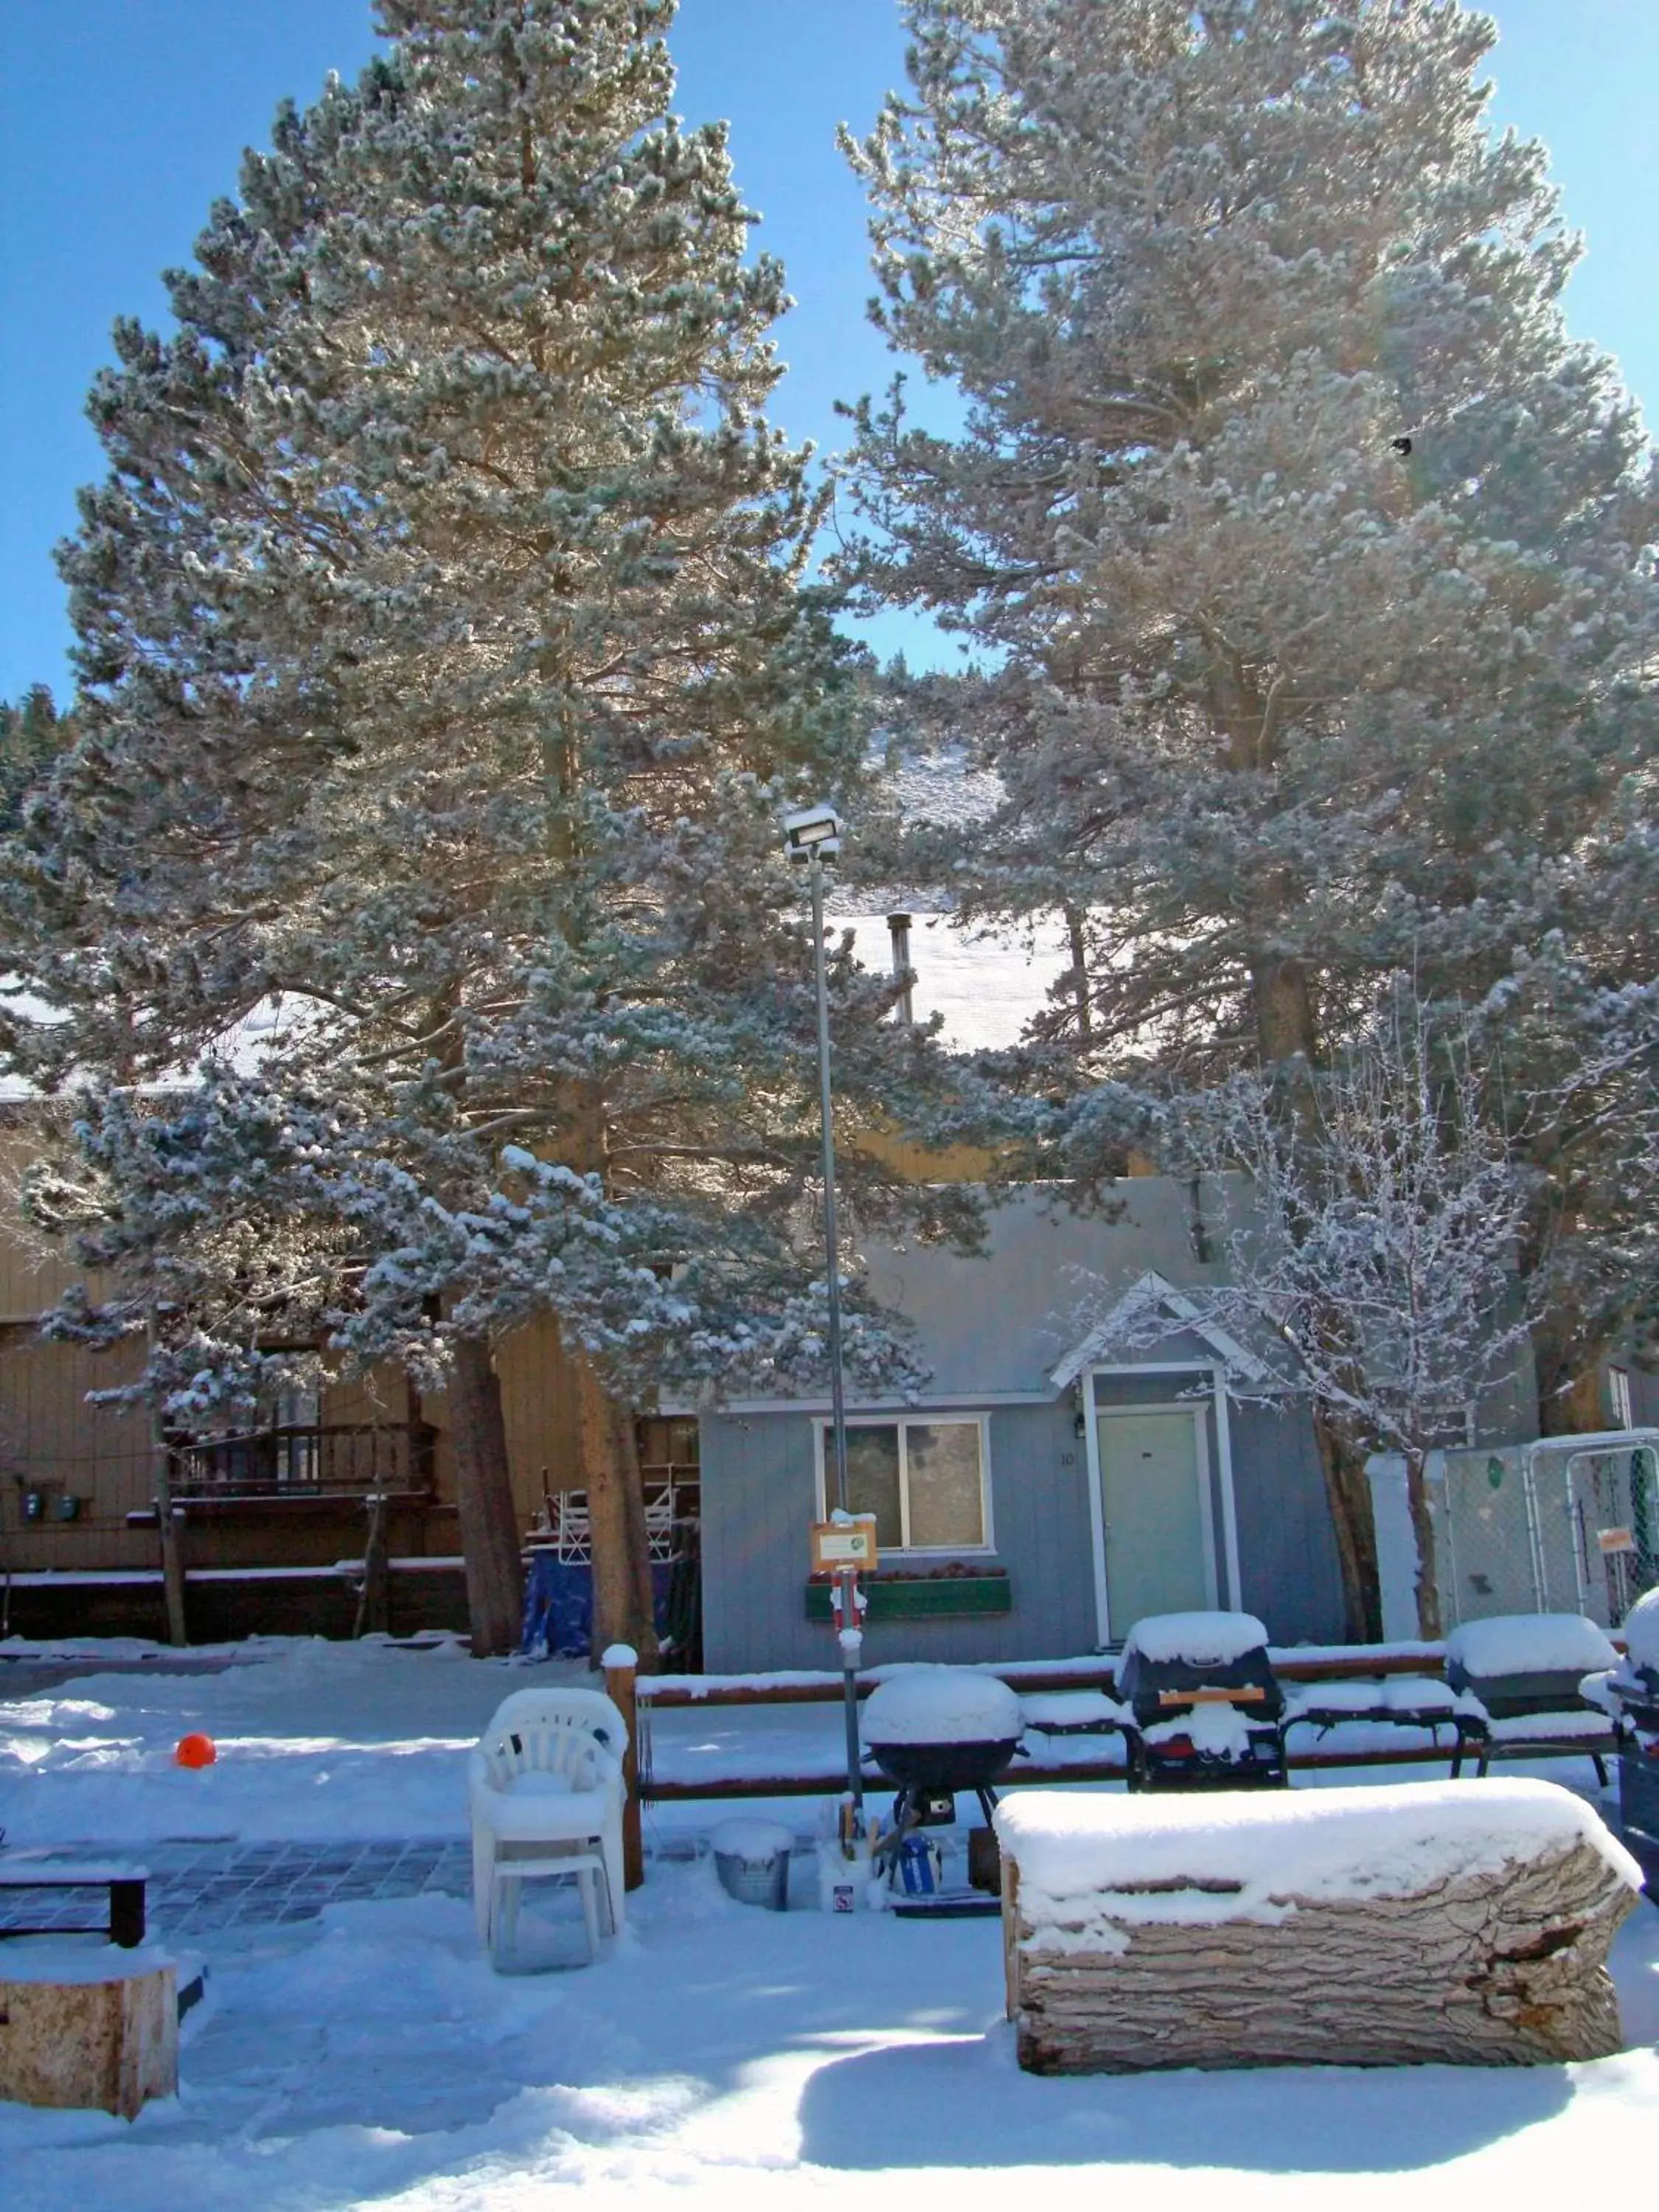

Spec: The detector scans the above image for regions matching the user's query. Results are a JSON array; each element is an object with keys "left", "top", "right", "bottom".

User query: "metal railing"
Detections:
[{"left": 531, "top": 1475, "right": 699, "bottom": 1564}]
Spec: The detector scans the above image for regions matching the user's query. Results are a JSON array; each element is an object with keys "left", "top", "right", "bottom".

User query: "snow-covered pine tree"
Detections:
[
  {"left": 844, "top": 0, "right": 1658, "bottom": 1062},
  {"left": 0, "top": 688, "right": 72, "bottom": 836},
  {"left": 1471, "top": 949, "right": 1659, "bottom": 1436},
  {"left": 8, "top": 0, "right": 987, "bottom": 1657},
  {"left": 843, "top": 1, "right": 1659, "bottom": 1555}
]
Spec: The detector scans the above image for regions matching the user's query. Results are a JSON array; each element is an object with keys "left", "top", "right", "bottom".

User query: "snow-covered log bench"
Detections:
[{"left": 996, "top": 1780, "right": 1641, "bottom": 2073}]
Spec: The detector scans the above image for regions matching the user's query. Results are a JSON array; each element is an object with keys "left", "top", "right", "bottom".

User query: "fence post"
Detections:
[{"left": 601, "top": 1642, "right": 644, "bottom": 1891}]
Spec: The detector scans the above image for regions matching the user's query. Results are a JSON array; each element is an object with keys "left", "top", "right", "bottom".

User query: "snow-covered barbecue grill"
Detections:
[
  {"left": 1587, "top": 1587, "right": 1659, "bottom": 1890},
  {"left": 1116, "top": 1612, "right": 1287, "bottom": 1790},
  {"left": 861, "top": 1669, "right": 1024, "bottom": 1843},
  {"left": 1445, "top": 1613, "right": 1620, "bottom": 1787}
]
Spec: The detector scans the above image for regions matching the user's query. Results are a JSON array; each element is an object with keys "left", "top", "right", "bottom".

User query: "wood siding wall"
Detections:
[{"left": 0, "top": 1328, "right": 155, "bottom": 1572}]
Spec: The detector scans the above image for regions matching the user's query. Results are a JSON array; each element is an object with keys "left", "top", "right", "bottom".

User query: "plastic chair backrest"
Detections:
[{"left": 476, "top": 1687, "right": 627, "bottom": 1795}]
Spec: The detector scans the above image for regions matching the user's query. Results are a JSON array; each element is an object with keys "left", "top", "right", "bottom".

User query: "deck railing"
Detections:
[{"left": 167, "top": 1422, "right": 437, "bottom": 1501}]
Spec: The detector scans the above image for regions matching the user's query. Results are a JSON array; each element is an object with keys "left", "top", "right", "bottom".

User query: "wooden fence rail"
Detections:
[{"left": 613, "top": 1641, "right": 1599, "bottom": 1809}]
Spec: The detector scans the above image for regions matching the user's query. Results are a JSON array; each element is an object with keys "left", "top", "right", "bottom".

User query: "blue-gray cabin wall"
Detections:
[
  {"left": 700, "top": 1401, "right": 1099, "bottom": 1674},
  {"left": 1226, "top": 1399, "right": 1346, "bottom": 1644},
  {"left": 699, "top": 1393, "right": 1344, "bottom": 1670}
]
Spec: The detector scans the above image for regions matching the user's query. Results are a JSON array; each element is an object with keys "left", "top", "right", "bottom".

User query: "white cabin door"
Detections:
[{"left": 1096, "top": 1409, "right": 1212, "bottom": 1635}]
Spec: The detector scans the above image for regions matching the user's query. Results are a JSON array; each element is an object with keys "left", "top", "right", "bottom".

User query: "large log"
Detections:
[
  {"left": 998, "top": 1781, "right": 1641, "bottom": 2074},
  {"left": 0, "top": 1944, "right": 178, "bottom": 2119}
]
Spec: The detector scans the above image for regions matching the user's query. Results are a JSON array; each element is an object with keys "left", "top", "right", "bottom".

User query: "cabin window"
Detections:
[{"left": 817, "top": 1416, "right": 991, "bottom": 1552}]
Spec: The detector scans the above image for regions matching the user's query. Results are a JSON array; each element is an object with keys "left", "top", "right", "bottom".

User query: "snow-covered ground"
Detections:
[{"left": 1, "top": 1635, "right": 1657, "bottom": 2211}]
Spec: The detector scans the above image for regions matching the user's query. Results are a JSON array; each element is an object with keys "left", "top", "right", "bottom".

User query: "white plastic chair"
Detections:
[{"left": 467, "top": 1686, "right": 629, "bottom": 1966}]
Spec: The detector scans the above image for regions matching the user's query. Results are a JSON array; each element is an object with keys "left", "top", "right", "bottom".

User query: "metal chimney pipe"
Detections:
[{"left": 887, "top": 912, "right": 915, "bottom": 1026}]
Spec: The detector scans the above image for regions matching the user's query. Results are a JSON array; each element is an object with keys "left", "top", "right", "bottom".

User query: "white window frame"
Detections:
[{"left": 813, "top": 1413, "right": 995, "bottom": 1557}]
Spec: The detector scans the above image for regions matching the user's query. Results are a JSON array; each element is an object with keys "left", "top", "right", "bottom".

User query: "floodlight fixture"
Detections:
[{"left": 782, "top": 804, "right": 842, "bottom": 864}]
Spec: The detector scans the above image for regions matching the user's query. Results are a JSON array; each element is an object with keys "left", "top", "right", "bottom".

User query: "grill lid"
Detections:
[
  {"left": 863, "top": 1667, "right": 1023, "bottom": 1749},
  {"left": 1117, "top": 1611, "right": 1283, "bottom": 1722}
]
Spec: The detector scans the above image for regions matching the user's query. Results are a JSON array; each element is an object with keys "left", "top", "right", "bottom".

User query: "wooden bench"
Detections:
[
  {"left": 0, "top": 1858, "right": 150, "bottom": 1947},
  {"left": 1465, "top": 1709, "right": 1617, "bottom": 1789},
  {"left": 1281, "top": 1677, "right": 1485, "bottom": 1776}
]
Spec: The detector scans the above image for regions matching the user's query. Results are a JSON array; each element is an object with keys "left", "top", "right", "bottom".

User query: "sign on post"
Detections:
[{"left": 811, "top": 1517, "right": 879, "bottom": 1574}]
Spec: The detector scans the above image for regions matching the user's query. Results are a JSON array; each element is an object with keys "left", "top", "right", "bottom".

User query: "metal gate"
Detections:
[
  {"left": 1560, "top": 1440, "right": 1658, "bottom": 1629},
  {"left": 1432, "top": 1430, "right": 1659, "bottom": 1631}
]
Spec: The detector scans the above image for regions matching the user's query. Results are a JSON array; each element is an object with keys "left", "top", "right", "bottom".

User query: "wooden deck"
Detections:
[{"left": 166, "top": 1421, "right": 437, "bottom": 1503}]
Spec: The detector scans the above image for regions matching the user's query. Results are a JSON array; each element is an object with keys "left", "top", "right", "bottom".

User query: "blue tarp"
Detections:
[{"left": 520, "top": 1551, "right": 672, "bottom": 1658}]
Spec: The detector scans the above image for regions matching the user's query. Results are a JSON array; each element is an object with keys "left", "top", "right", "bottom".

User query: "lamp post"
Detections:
[{"left": 783, "top": 804, "right": 864, "bottom": 1824}]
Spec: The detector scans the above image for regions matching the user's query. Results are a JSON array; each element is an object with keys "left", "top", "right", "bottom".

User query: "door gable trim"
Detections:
[{"left": 1051, "top": 1273, "right": 1270, "bottom": 1391}]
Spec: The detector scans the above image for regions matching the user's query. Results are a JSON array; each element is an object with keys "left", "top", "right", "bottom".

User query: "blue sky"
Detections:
[{"left": 1, "top": 0, "right": 1655, "bottom": 700}]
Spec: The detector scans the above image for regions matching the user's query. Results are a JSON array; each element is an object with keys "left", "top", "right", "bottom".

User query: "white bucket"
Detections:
[{"left": 815, "top": 1801, "right": 881, "bottom": 1912}]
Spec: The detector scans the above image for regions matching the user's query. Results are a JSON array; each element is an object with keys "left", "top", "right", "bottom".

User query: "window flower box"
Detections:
[{"left": 804, "top": 1568, "right": 1012, "bottom": 1622}]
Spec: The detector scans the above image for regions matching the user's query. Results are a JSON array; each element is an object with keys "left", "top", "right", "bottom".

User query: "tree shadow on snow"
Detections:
[{"left": 796, "top": 2026, "right": 1579, "bottom": 2174}]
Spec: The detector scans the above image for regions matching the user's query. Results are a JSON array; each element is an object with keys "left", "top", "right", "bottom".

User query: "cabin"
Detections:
[{"left": 692, "top": 1175, "right": 1551, "bottom": 1670}]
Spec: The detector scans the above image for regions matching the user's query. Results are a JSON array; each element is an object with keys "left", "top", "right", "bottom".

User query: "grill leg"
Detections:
[
  {"left": 109, "top": 1879, "right": 146, "bottom": 1949},
  {"left": 875, "top": 1790, "right": 916, "bottom": 1871}
]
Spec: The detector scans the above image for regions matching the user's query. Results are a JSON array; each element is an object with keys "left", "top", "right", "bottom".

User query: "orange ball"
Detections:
[{"left": 175, "top": 1733, "right": 218, "bottom": 1769}]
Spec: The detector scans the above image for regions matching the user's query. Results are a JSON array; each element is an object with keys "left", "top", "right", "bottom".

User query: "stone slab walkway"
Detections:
[{"left": 0, "top": 1837, "right": 474, "bottom": 1940}]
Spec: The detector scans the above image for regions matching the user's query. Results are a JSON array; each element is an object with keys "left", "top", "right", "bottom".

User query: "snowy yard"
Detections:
[{"left": 1, "top": 1635, "right": 1657, "bottom": 2211}]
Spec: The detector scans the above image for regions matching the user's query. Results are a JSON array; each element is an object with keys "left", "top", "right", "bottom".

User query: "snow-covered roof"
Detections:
[{"left": 0, "top": 988, "right": 324, "bottom": 1105}]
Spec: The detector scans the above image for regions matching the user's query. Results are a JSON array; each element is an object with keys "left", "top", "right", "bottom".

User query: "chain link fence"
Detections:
[{"left": 1431, "top": 1436, "right": 1659, "bottom": 1632}]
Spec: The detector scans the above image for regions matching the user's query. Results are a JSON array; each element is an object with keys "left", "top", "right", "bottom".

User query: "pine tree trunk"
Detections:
[
  {"left": 1312, "top": 1413, "right": 1382, "bottom": 1641},
  {"left": 448, "top": 1331, "right": 525, "bottom": 1657},
  {"left": 574, "top": 1353, "right": 660, "bottom": 1669},
  {"left": 1251, "top": 953, "right": 1318, "bottom": 1071},
  {"left": 1404, "top": 1444, "right": 1443, "bottom": 1638}
]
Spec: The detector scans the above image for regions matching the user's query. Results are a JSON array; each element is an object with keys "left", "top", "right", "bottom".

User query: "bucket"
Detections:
[
  {"left": 711, "top": 1818, "right": 793, "bottom": 1911},
  {"left": 815, "top": 1799, "right": 882, "bottom": 1911}
]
